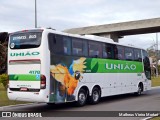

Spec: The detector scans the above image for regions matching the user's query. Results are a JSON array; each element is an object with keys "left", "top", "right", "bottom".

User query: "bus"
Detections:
[{"left": 7, "top": 28, "right": 151, "bottom": 106}]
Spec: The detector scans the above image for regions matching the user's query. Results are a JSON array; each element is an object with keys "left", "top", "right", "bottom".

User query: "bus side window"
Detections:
[
  {"left": 89, "top": 41, "right": 102, "bottom": 58},
  {"left": 63, "top": 37, "right": 71, "bottom": 55},
  {"left": 48, "top": 33, "right": 64, "bottom": 54},
  {"left": 134, "top": 49, "right": 142, "bottom": 62},
  {"left": 72, "top": 38, "right": 83, "bottom": 56},
  {"left": 103, "top": 44, "right": 107, "bottom": 58},
  {"left": 103, "top": 43, "right": 114, "bottom": 59},
  {"left": 83, "top": 40, "right": 88, "bottom": 57},
  {"left": 115, "top": 46, "right": 124, "bottom": 60},
  {"left": 48, "top": 33, "right": 54, "bottom": 53},
  {"left": 125, "top": 47, "right": 134, "bottom": 61}
]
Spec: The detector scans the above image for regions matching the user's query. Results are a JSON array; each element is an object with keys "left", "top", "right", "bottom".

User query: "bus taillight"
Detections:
[{"left": 40, "top": 75, "right": 46, "bottom": 89}]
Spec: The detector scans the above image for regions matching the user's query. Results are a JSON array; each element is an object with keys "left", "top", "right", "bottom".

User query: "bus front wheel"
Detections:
[{"left": 135, "top": 83, "right": 143, "bottom": 96}]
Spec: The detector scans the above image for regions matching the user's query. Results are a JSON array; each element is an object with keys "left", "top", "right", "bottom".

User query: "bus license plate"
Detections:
[{"left": 20, "top": 87, "right": 28, "bottom": 91}]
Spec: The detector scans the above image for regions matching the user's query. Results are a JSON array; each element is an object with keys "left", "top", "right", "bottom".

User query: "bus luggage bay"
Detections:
[{"left": 7, "top": 28, "right": 151, "bottom": 106}]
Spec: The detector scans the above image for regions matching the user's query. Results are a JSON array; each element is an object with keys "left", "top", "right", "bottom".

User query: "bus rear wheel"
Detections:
[
  {"left": 76, "top": 88, "right": 87, "bottom": 107},
  {"left": 89, "top": 87, "right": 100, "bottom": 104}
]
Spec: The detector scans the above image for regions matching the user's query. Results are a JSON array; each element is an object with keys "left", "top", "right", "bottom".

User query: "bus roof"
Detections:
[
  {"left": 10, "top": 28, "right": 145, "bottom": 51},
  {"left": 44, "top": 28, "right": 145, "bottom": 50}
]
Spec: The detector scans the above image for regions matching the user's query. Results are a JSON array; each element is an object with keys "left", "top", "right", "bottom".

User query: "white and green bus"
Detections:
[{"left": 8, "top": 28, "right": 151, "bottom": 106}]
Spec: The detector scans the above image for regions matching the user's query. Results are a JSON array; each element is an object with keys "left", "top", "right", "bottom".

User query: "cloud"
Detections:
[
  {"left": 1, "top": 0, "right": 160, "bottom": 31},
  {"left": 0, "top": 0, "right": 160, "bottom": 49},
  {"left": 119, "top": 33, "right": 160, "bottom": 49}
]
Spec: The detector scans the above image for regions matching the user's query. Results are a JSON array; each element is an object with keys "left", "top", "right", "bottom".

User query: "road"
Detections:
[{"left": 0, "top": 87, "right": 160, "bottom": 120}]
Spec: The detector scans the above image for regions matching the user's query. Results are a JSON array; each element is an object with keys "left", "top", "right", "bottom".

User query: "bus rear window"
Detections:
[{"left": 10, "top": 32, "right": 42, "bottom": 49}]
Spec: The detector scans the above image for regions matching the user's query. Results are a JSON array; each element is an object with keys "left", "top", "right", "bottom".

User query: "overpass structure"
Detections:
[{"left": 64, "top": 18, "right": 160, "bottom": 42}]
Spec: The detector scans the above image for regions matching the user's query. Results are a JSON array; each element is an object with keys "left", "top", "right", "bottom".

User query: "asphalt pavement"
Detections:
[{"left": 1, "top": 87, "right": 160, "bottom": 120}]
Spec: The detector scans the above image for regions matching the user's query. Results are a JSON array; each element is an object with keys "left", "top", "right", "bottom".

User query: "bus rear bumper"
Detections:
[{"left": 7, "top": 89, "right": 49, "bottom": 103}]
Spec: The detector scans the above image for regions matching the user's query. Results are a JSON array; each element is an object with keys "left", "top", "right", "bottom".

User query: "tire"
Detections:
[
  {"left": 75, "top": 88, "right": 87, "bottom": 107},
  {"left": 89, "top": 87, "right": 101, "bottom": 104},
  {"left": 135, "top": 84, "right": 143, "bottom": 96}
]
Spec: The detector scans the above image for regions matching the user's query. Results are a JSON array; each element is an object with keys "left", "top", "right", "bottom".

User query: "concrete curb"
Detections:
[{"left": 151, "top": 86, "right": 160, "bottom": 89}]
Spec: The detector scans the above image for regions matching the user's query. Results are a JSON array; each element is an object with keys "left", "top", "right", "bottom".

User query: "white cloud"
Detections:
[
  {"left": 0, "top": 0, "right": 160, "bottom": 49},
  {"left": 119, "top": 33, "right": 160, "bottom": 50}
]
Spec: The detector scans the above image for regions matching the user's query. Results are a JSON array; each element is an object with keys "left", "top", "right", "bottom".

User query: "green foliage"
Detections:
[
  {"left": 0, "top": 43, "right": 7, "bottom": 74},
  {"left": 0, "top": 74, "right": 8, "bottom": 89}
]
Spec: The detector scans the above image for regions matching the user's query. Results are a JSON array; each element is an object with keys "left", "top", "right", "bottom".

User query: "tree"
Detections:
[
  {"left": 0, "top": 32, "right": 8, "bottom": 74},
  {"left": 0, "top": 74, "right": 8, "bottom": 89}
]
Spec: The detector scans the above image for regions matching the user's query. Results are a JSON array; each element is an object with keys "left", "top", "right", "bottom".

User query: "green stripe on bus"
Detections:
[
  {"left": 84, "top": 58, "right": 143, "bottom": 73},
  {"left": 9, "top": 74, "right": 40, "bottom": 81}
]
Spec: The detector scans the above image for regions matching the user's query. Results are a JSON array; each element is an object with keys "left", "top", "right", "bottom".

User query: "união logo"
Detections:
[
  {"left": 106, "top": 63, "right": 136, "bottom": 70},
  {"left": 10, "top": 51, "right": 40, "bottom": 57}
]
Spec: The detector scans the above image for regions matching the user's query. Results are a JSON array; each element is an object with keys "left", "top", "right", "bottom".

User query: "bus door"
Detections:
[
  {"left": 49, "top": 34, "right": 75, "bottom": 103},
  {"left": 48, "top": 33, "right": 67, "bottom": 103},
  {"left": 50, "top": 72, "right": 77, "bottom": 103},
  {"left": 54, "top": 75, "right": 67, "bottom": 103},
  {"left": 49, "top": 73, "right": 67, "bottom": 103}
]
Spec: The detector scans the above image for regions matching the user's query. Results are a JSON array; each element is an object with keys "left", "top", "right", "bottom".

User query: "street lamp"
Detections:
[
  {"left": 156, "top": 33, "right": 159, "bottom": 77},
  {"left": 35, "top": 0, "right": 37, "bottom": 28}
]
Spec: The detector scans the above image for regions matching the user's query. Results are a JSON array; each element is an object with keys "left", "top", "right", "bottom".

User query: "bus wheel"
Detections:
[
  {"left": 89, "top": 87, "right": 101, "bottom": 104},
  {"left": 135, "top": 84, "right": 143, "bottom": 96},
  {"left": 76, "top": 88, "right": 87, "bottom": 107}
]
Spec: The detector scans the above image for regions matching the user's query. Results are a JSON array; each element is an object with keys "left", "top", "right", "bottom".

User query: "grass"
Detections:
[
  {"left": 0, "top": 83, "right": 29, "bottom": 107},
  {"left": 151, "top": 76, "right": 160, "bottom": 87},
  {"left": 150, "top": 117, "right": 160, "bottom": 120}
]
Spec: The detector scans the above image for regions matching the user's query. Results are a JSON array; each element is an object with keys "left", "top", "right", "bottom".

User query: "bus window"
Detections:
[
  {"left": 63, "top": 36, "right": 71, "bottom": 55},
  {"left": 83, "top": 40, "right": 88, "bottom": 56},
  {"left": 115, "top": 46, "right": 124, "bottom": 60},
  {"left": 134, "top": 49, "right": 142, "bottom": 62},
  {"left": 72, "top": 38, "right": 83, "bottom": 56},
  {"left": 125, "top": 47, "right": 134, "bottom": 61},
  {"left": 89, "top": 41, "right": 102, "bottom": 58},
  {"left": 48, "top": 33, "right": 64, "bottom": 54},
  {"left": 103, "top": 43, "right": 114, "bottom": 59},
  {"left": 103, "top": 44, "right": 107, "bottom": 58},
  {"left": 48, "top": 33, "right": 54, "bottom": 52}
]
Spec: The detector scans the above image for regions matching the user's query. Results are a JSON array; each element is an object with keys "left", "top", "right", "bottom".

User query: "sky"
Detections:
[{"left": 0, "top": 0, "right": 160, "bottom": 49}]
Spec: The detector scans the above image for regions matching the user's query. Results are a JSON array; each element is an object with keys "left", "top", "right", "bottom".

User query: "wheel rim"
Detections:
[
  {"left": 138, "top": 86, "right": 142, "bottom": 95},
  {"left": 79, "top": 92, "right": 86, "bottom": 104},
  {"left": 93, "top": 91, "right": 99, "bottom": 102}
]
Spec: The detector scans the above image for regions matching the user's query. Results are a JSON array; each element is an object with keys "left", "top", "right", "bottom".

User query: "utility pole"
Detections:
[
  {"left": 35, "top": 0, "right": 37, "bottom": 28},
  {"left": 156, "top": 33, "right": 159, "bottom": 77}
]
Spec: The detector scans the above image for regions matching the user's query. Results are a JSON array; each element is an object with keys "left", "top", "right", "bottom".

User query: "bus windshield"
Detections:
[{"left": 10, "top": 32, "right": 42, "bottom": 49}]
